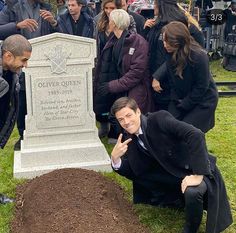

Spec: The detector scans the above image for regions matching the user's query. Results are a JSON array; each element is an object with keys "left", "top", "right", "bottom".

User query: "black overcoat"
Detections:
[
  {"left": 55, "top": 10, "right": 94, "bottom": 38},
  {"left": 145, "top": 21, "right": 205, "bottom": 110},
  {"left": 154, "top": 50, "right": 218, "bottom": 133},
  {"left": 114, "top": 111, "right": 232, "bottom": 233}
]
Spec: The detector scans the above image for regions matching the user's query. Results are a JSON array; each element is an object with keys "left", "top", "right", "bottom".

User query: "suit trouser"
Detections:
[
  {"left": 133, "top": 178, "right": 207, "bottom": 233},
  {"left": 96, "top": 114, "right": 122, "bottom": 139},
  {"left": 183, "top": 181, "right": 207, "bottom": 233},
  {"left": 17, "top": 89, "right": 26, "bottom": 138},
  {"left": 17, "top": 72, "right": 27, "bottom": 139}
]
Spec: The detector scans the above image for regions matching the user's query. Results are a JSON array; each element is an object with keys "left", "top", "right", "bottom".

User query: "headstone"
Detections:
[{"left": 14, "top": 33, "right": 111, "bottom": 178}]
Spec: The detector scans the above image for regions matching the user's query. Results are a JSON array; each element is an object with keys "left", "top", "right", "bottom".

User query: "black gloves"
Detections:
[
  {"left": 175, "top": 99, "right": 183, "bottom": 109},
  {"left": 96, "top": 83, "right": 109, "bottom": 97},
  {"left": 0, "top": 77, "right": 9, "bottom": 98}
]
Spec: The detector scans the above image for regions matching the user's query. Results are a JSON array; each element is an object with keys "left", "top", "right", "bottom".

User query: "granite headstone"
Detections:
[{"left": 14, "top": 33, "right": 111, "bottom": 178}]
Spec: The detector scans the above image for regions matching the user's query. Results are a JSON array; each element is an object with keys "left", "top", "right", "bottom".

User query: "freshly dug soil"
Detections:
[{"left": 10, "top": 168, "right": 150, "bottom": 233}]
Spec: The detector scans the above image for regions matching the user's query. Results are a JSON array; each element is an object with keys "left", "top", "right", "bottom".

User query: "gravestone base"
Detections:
[{"left": 14, "top": 141, "right": 111, "bottom": 179}]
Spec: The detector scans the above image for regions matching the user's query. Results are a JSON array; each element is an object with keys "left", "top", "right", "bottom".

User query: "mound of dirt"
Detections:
[{"left": 10, "top": 168, "right": 150, "bottom": 233}]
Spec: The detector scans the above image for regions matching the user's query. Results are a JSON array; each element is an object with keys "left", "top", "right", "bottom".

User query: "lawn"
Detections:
[{"left": 0, "top": 60, "right": 235, "bottom": 233}]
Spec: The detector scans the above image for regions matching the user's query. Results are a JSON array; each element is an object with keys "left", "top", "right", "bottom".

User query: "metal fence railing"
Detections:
[{"left": 216, "top": 81, "right": 236, "bottom": 96}]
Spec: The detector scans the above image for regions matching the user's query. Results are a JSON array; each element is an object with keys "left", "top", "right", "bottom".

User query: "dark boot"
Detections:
[
  {"left": 107, "top": 115, "right": 122, "bottom": 144},
  {"left": 14, "top": 137, "right": 22, "bottom": 151},
  {"left": 98, "top": 122, "right": 110, "bottom": 138}
]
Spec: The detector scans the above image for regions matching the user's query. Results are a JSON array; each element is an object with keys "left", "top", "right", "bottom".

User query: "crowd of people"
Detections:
[
  {"left": 0, "top": 0, "right": 233, "bottom": 232},
  {"left": 0, "top": 0, "right": 219, "bottom": 143}
]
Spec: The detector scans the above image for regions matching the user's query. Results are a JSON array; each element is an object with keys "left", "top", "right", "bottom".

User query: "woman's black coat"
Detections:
[
  {"left": 154, "top": 49, "right": 218, "bottom": 133},
  {"left": 146, "top": 21, "right": 205, "bottom": 109}
]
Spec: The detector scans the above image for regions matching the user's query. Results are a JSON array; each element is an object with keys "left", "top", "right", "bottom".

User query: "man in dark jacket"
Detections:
[
  {"left": 110, "top": 97, "right": 232, "bottom": 233},
  {"left": 41, "top": 0, "right": 94, "bottom": 38},
  {"left": 0, "top": 35, "right": 32, "bottom": 204},
  {"left": 0, "top": 0, "right": 53, "bottom": 40}
]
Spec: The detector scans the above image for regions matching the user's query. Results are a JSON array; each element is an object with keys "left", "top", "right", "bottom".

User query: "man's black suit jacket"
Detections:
[{"left": 118, "top": 110, "right": 213, "bottom": 178}]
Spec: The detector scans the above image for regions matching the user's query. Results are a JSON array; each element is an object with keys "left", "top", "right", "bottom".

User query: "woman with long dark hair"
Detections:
[
  {"left": 144, "top": 0, "right": 204, "bottom": 111},
  {"left": 157, "top": 21, "right": 218, "bottom": 133}
]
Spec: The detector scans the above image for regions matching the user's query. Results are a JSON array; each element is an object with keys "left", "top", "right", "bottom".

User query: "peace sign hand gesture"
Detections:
[{"left": 111, "top": 134, "right": 132, "bottom": 164}]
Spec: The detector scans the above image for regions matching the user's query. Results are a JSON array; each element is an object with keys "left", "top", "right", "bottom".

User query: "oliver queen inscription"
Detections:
[{"left": 35, "top": 77, "right": 85, "bottom": 128}]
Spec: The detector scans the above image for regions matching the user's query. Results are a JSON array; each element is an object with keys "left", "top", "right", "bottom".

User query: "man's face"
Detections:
[
  {"left": 115, "top": 107, "right": 141, "bottom": 134},
  {"left": 4, "top": 51, "right": 31, "bottom": 74},
  {"left": 68, "top": 0, "right": 82, "bottom": 16}
]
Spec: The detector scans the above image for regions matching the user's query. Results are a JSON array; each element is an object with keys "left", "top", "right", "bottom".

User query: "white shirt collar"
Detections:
[{"left": 135, "top": 127, "right": 143, "bottom": 136}]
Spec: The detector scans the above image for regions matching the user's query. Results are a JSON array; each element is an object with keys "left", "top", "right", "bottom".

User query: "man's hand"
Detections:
[
  {"left": 181, "top": 175, "right": 204, "bottom": 193},
  {"left": 111, "top": 134, "right": 132, "bottom": 164},
  {"left": 39, "top": 10, "right": 56, "bottom": 25},
  {"left": 16, "top": 19, "right": 38, "bottom": 32},
  {"left": 144, "top": 19, "right": 156, "bottom": 29},
  {"left": 152, "top": 79, "right": 163, "bottom": 93}
]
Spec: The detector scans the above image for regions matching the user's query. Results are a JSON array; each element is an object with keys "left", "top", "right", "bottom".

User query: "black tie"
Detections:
[
  {"left": 137, "top": 134, "right": 147, "bottom": 150},
  {"left": 139, "top": 134, "right": 145, "bottom": 143}
]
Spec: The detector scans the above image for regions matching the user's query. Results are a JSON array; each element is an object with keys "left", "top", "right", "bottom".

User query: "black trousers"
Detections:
[
  {"left": 96, "top": 114, "right": 122, "bottom": 139},
  {"left": 183, "top": 181, "right": 207, "bottom": 233},
  {"left": 17, "top": 89, "right": 26, "bottom": 138},
  {"left": 17, "top": 72, "right": 27, "bottom": 138},
  {"left": 133, "top": 177, "right": 207, "bottom": 233}
]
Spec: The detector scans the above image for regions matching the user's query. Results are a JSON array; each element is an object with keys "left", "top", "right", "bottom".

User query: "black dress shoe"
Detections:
[
  {"left": 0, "top": 194, "right": 14, "bottom": 204},
  {"left": 14, "top": 138, "right": 22, "bottom": 151}
]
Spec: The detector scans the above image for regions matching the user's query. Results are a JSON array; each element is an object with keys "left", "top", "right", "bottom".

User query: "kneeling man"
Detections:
[{"left": 111, "top": 97, "right": 232, "bottom": 233}]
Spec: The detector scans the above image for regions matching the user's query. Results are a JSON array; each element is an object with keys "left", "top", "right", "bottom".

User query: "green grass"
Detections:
[
  {"left": 210, "top": 60, "right": 236, "bottom": 81},
  {"left": 0, "top": 129, "right": 22, "bottom": 233},
  {"left": 0, "top": 60, "right": 235, "bottom": 232}
]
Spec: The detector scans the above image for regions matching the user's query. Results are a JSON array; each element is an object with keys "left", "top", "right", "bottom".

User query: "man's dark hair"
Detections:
[
  {"left": 2, "top": 35, "right": 32, "bottom": 56},
  {"left": 76, "top": 0, "right": 87, "bottom": 6},
  {"left": 111, "top": 97, "right": 138, "bottom": 115}
]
